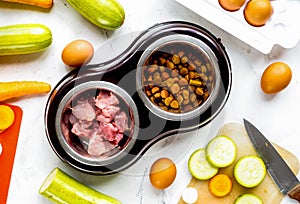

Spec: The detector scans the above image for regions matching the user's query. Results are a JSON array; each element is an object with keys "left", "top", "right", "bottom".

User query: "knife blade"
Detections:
[{"left": 243, "top": 119, "right": 300, "bottom": 202}]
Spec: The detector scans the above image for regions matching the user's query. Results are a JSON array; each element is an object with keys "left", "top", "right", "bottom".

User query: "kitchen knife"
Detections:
[{"left": 243, "top": 119, "right": 300, "bottom": 202}]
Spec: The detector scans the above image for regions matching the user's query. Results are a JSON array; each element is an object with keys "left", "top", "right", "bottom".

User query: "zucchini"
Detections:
[
  {"left": 188, "top": 148, "right": 219, "bottom": 180},
  {"left": 234, "top": 194, "right": 263, "bottom": 204},
  {"left": 206, "top": 135, "right": 237, "bottom": 168},
  {"left": 39, "top": 168, "right": 121, "bottom": 204},
  {"left": 234, "top": 156, "right": 266, "bottom": 188},
  {"left": 0, "top": 24, "right": 52, "bottom": 56},
  {"left": 65, "top": 0, "right": 125, "bottom": 30}
]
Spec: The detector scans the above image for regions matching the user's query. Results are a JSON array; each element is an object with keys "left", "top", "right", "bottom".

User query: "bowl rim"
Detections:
[
  {"left": 55, "top": 81, "right": 140, "bottom": 166},
  {"left": 136, "top": 34, "right": 221, "bottom": 121}
]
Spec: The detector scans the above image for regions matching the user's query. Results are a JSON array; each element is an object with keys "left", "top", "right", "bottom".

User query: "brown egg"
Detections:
[
  {"left": 61, "top": 39, "right": 94, "bottom": 67},
  {"left": 149, "top": 157, "right": 177, "bottom": 189},
  {"left": 244, "top": 0, "right": 273, "bottom": 27},
  {"left": 260, "top": 62, "right": 292, "bottom": 94},
  {"left": 219, "top": 0, "right": 246, "bottom": 11}
]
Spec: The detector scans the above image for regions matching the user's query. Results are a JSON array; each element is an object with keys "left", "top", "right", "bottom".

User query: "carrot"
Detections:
[
  {"left": 0, "top": 105, "right": 15, "bottom": 133},
  {"left": 2, "top": 0, "right": 53, "bottom": 8},
  {"left": 208, "top": 174, "right": 232, "bottom": 197},
  {"left": 0, "top": 81, "right": 51, "bottom": 102}
]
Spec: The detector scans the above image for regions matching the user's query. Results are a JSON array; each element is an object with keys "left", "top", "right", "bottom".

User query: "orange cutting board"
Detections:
[
  {"left": 0, "top": 104, "right": 23, "bottom": 204},
  {"left": 178, "top": 122, "right": 299, "bottom": 204}
]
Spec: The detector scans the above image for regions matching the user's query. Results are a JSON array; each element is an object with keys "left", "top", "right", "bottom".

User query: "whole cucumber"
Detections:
[
  {"left": 0, "top": 24, "right": 52, "bottom": 56},
  {"left": 66, "top": 0, "right": 125, "bottom": 30},
  {"left": 39, "top": 168, "right": 121, "bottom": 204}
]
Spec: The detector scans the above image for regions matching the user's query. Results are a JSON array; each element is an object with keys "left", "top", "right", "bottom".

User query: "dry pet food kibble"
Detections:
[{"left": 142, "top": 42, "right": 215, "bottom": 113}]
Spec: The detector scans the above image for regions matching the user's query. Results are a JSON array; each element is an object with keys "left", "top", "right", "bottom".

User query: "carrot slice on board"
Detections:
[{"left": 208, "top": 174, "right": 232, "bottom": 197}]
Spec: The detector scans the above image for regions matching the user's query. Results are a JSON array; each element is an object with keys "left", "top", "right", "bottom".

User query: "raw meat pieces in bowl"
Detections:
[{"left": 61, "top": 89, "right": 133, "bottom": 159}]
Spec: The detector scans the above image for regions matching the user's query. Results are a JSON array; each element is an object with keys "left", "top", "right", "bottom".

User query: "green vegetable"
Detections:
[
  {"left": 234, "top": 156, "right": 266, "bottom": 188},
  {"left": 0, "top": 24, "right": 52, "bottom": 56},
  {"left": 188, "top": 148, "right": 219, "bottom": 180},
  {"left": 39, "top": 168, "right": 121, "bottom": 204},
  {"left": 206, "top": 135, "right": 237, "bottom": 168},
  {"left": 234, "top": 193, "right": 263, "bottom": 204},
  {"left": 65, "top": 0, "right": 125, "bottom": 30}
]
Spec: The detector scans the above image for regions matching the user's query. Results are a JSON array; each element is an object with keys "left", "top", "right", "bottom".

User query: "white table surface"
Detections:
[{"left": 1, "top": 0, "right": 300, "bottom": 203}]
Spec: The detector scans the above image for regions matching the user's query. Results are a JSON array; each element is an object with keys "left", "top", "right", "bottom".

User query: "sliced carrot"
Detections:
[
  {"left": 0, "top": 81, "right": 51, "bottom": 102},
  {"left": 208, "top": 174, "right": 232, "bottom": 197},
  {"left": 2, "top": 0, "right": 53, "bottom": 8},
  {"left": 0, "top": 105, "right": 15, "bottom": 133}
]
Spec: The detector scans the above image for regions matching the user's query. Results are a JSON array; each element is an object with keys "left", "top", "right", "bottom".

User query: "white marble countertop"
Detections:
[{"left": 1, "top": 0, "right": 300, "bottom": 203}]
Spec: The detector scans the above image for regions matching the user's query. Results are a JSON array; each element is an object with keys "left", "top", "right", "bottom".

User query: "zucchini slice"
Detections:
[
  {"left": 234, "top": 193, "right": 263, "bottom": 204},
  {"left": 234, "top": 156, "right": 266, "bottom": 188},
  {"left": 188, "top": 148, "right": 219, "bottom": 180},
  {"left": 206, "top": 135, "right": 237, "bottom": 168}
]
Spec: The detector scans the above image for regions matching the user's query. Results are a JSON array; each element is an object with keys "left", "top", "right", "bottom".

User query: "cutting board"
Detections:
[
  {"left": 0, "top": 104, "right": 23, "bottom": 204},
  {"left": 178, "top": 122, "right": 300, "bottom": 204}
]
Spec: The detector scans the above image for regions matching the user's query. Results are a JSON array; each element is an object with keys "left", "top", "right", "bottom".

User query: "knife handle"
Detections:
[{"left": 288, "top": 183, "right": 300, "bottom": 202}]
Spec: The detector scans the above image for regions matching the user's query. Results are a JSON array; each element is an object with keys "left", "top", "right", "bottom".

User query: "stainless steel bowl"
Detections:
[
  {"left": 55, "top": 81, "right": 139, "bottom": 168},
  {"left": 136, "top": 34, "right": 221, "bottom": 121}
]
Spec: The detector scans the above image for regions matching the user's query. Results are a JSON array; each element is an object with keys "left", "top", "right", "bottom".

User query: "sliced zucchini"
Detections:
[
  {"left": 234, "top": 193, "right": 263, "bottom": 204},
  {"left": 234, "top": 156, "right": 266, "bottom": 188},
  {"left": 206, "top": 135, "right": 237, "bottom": 168},
  {"left": 188, "top": 148, "right": 219, "bottom": 180}
]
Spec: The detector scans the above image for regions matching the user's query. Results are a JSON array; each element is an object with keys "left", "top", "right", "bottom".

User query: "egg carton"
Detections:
[{"left": 176, "top": 0, "right": 300, "bottom": 54}]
